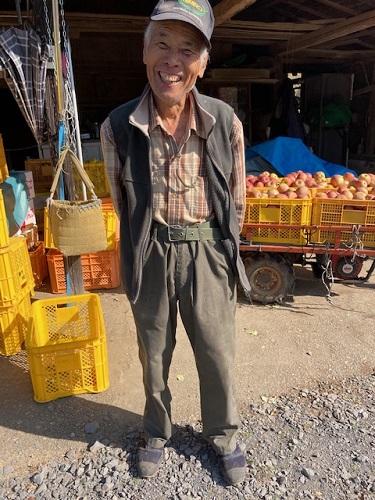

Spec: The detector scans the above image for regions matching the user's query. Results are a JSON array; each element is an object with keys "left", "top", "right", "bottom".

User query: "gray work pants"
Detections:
[{"left": 131, "top": 236, "right": 239, "bottom": 455}]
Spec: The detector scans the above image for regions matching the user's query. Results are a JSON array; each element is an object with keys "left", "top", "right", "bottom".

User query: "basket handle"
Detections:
[{"left": 49, "top": 147, "right": 97, "bottom": 200}]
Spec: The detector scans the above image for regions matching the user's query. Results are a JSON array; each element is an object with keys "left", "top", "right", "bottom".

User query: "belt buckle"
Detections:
[{"left": 167, "top": 225, "right": 184, "bottom": 242}]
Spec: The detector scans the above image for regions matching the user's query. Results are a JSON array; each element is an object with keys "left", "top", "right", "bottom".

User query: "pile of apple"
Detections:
[{"left": 246, "top": 170, "right": 375, "bottom": 200}]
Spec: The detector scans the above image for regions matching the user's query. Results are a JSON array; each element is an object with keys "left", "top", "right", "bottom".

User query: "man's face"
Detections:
[{"left": 143, "top": 20, "right": 208, "bottom": 108}]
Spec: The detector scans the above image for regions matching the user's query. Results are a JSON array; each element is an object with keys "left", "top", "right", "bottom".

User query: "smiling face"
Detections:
[{"left": 143, "top": 20, "right": 208, "bottom": 111}]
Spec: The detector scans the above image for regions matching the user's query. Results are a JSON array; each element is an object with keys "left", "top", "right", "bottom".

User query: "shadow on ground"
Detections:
[{"left": 0, "top": 350, "right": 141, "bottom": 448}]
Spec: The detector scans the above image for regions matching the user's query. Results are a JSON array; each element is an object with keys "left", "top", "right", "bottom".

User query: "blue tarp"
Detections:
[
  {"left": 0, "top": 172, "right": 29, "bottom": 236},
  {"left": 246, "top": 137, "right": 357, "bottom": 177}
]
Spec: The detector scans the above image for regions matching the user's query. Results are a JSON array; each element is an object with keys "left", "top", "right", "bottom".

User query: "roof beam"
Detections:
[
  {"left": 272, "top": 9, "right": 375, "bottom": 55},
  {"left": 315, "top": 0, "right": 357, "bottom": 17},
  {"left": 213, "top": 0, "right": 257, "bottom": 26}
]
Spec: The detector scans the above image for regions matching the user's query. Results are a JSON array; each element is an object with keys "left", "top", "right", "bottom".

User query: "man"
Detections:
[{"left": 101, "top": 0, "right": 250, "bottom": 486}]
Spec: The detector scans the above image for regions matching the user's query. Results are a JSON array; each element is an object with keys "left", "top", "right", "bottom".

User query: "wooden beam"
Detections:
[
  {"left": 300, "top": 48, "right": 375, "bottom": 59},
  {"left": 220, "top": 19, "right": 333, "bottom": 33},
  {"left": 213, "top": 0, "right": 257, "bottom": 26},
  {"left": 273, "top": 9, "right": 375, "bottom": 55},
  {"left": 365, "top": 64, "right": 375, "bottom": 154},
  {"left": 353, "top": 83, "right": 375, "bottom": 98},
  {"left": 283, "top": 0, "right": 326, "bottom": 19},
  {"left": 310, "top": 0, "right": 357, "bottom": 17}
]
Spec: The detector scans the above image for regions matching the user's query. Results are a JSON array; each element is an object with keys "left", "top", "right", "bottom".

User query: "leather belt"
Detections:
[{"left": 152, "top": 221, "right": 223, "bottom": 242}]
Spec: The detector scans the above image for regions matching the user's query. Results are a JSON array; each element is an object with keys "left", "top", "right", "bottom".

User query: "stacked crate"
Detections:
[
  {"left": 26, "top": 293, "right": 109, "bottom": 402},
  {"left": 0, "top": 134, "right": 10, "bottom": 183},
  {"left": 41, "top": 156, "right": 120, "bottom": 292},
  {"left": 24, "top": 156, "right": 120, "bottom": 292},
  {"left": 0, "top": 190, "right": 35, "bottom": 356}
]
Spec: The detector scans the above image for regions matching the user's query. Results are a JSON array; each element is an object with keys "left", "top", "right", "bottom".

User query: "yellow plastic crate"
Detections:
[
  {"left": 0, "top": 190, "right": 9, "bottom": 248},
  {"left": 24, "top": 159, "right": 54, "bottom": 194},
  {"left": 43, "top": 200, "right": 119, "bottom": 251},
  {"left": 0, "top": 134, "right": 10, "bottom": 184},
  {"left": 26, "top": 293, "right": 109, "bottom": 403},
  {"left": 0, "top": 291, "right": 32, "bottom": 356},
  {"left": 0, "top": 237, "right": 35, "bottom": 309},
  {"left": 311, "top": 198, "right": 375, "bottom": 248},
  {"left": 243, "top": 197, "right": 312, "bottom": 244},
  {"left": 74, "top": 161, "right": 110, "bottom": 198}
]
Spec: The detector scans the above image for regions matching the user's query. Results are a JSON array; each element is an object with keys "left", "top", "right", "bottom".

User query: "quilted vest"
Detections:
[{"left": 109, "top": 86, "right": 250, "bottom": 303}]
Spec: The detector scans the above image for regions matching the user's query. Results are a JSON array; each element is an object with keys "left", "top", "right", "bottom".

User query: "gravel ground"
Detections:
[{"left": 0, "top": 372, "right": 374, "bottom": 500}]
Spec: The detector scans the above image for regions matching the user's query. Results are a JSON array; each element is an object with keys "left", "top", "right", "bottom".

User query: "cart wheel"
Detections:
[
  {"left": 243, "top": 253, "right": 295, "bottom": 304},
  {"left": 332, "top": 255, "right": 363, "bottom": 280}
]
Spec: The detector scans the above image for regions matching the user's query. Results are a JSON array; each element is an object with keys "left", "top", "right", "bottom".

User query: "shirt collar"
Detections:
[{"left": 130, "top": 85, "right": 214, "bottom": 140}]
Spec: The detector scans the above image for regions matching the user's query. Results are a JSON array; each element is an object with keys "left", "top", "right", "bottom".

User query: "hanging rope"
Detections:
[
  {"left": 321, "top": 243, "right": 334, "bottom": 304},
  {"left": 342, "top": 224, "right": 364, "bottom": 262}
]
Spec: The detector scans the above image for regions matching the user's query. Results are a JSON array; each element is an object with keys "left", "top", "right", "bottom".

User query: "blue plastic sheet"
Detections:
[
  {"left": 247, "top": 137, "right": 357, "bottom": 177},
  {"left": 1, "top": 172, "right": 29, "bottom": 236}
]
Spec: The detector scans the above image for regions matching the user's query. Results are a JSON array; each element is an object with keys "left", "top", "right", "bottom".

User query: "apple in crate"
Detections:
[
  {"left": 295, "top": 186, "right": 310, "bottom": 198},
  {"left": 313, "top": 171, "right": 326, "bottom": 183},
  {"left": 353, "top": 191, "right": 366, "bottom": 200},
  {"left": 353, "top": 179, "right": 368, "bottom": 190},
  {"left": 278, "top": 182, "right": 289, "bottom": 193},
  {"left": 343, "top": 171, "right": 357, "bottom": 183},
  {"left": 330, "top": 174, "right": 345, "bottom": 188},
  {"left": 358, "top": 173, "right": 371, "bottom": 185}
]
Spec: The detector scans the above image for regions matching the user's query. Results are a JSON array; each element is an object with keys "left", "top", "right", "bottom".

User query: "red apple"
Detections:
[
  {"left": 267, "top": 188, "right": 279, "bottom": 198},
  {"left": 296, "top": 170, "right": 307, "bottom": 181},
  {"left": 278, "top": 182, "right": 290, "bottom": 193},
  {"left": 343, "top": 171, "right": 357, "bottom": 183},
  {"left": 295, "top": 186, "right": 310, "bottom": 198},
  {"left": 330, "top": 174, "right": 345, "bottom": 188},
  {"left": 286, "top": 190, "right": 297, "bottom": 199},
  {"left": 354, "top": 179, "right": 368, "bottom": 190},
  {"left": 341, "top": 189, "right": 353, "bottom": 199},
  {"left": 292, "top": 179, "right": 306, "bottom": 188},
  {"left": 358, "top": 173, "right": 371, "bottom": 185},
  {"left": 353, "top": 191, "right": 366, "bottom": 200},
  {"left": 327, "top": 190, "right": 338, "bottom": 198},
  {"left": 305, "top": 178, "right": 317, "bottom": 187}
]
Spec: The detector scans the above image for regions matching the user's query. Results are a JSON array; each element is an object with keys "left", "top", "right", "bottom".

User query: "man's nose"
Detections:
[{"left": 163, "top": 47, "right": 181, "bottom": 63}]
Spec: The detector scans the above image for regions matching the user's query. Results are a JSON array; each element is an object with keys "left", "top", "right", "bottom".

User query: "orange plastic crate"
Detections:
[
  {"left": 47, "top": 244, "right": 120, "bottom": 293},
  {"left": 311, "top": 198, "right": 375, "bottom": 248},
  {"left": 0, "top": 291, "right": 32, "bottom": 356},
  {"left": 243, "top": 197, "right": 312, "bottom": 245},
  {"left": 29, "top": 242, "right": 48, "bottom": 289}
]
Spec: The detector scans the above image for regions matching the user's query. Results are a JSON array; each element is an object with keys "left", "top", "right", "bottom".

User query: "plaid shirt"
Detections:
[{"left": 101, "top": 88, "right": 246, "bottom": 230}]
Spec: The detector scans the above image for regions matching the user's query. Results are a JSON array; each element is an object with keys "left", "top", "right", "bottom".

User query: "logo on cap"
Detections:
[{"left": 178, "top": 0, "right": 208, "bottom": 17}]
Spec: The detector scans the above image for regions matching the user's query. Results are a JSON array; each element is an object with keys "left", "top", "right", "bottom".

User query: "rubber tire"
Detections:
[{"left": 243, "top": 253, "right": 295, "bottom": 305}]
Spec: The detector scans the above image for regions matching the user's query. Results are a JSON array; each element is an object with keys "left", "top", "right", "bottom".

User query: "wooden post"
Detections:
[
  {"left": 52, "top": 0, "right": 84, "bottom": 295},
  {"left": 365, "top": 64, "right": 375, "bottom": 155}
]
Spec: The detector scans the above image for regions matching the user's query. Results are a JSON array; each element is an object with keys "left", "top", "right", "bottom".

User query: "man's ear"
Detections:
[{"left": 198, "top": 52, "right": 209, "bottom": 79}]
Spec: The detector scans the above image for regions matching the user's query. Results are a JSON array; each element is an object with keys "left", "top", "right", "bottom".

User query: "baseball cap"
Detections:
[{"left": 150, "top": 0, "right": 214, "bottom": 49}]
